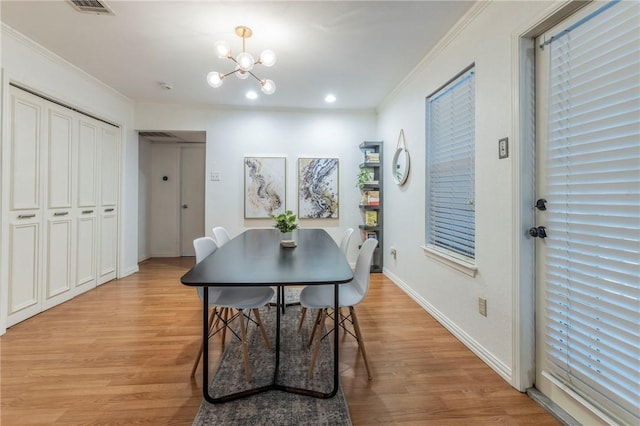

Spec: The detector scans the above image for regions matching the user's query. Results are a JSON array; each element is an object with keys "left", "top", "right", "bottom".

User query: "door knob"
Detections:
[
  {"left": 535, "top": 199, "right": 547, "bottom": 210},
  {"left": 182, "top": 204, "right": 188, "bottom": 209},
  {"left": 529, "top": 226, "right": 547, "bottom": 238}
]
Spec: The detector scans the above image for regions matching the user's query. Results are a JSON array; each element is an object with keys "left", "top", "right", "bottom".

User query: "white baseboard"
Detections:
[{"left": 382, "top": 268, "right": 513, "bottom": 384}]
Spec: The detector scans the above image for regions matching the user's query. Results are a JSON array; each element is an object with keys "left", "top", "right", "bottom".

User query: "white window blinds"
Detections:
[
  {"left": 426, "top": 66, "right": 475, "bottom": 259},
  {"left": 543, "top": 0, "right": 640, "bottom": 422}
]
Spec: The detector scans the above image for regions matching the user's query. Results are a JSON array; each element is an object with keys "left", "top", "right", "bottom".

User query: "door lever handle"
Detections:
[
  {"left": 182, "top": 204, "right": 188, "bottom": 209},
  {"left": 535, "top": 199, "right": 547, "bottom": 210}
]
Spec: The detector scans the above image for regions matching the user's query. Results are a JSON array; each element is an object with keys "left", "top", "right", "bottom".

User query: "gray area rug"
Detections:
[{"left": 192, "top": 305, "right": 352, "bottom": 426}]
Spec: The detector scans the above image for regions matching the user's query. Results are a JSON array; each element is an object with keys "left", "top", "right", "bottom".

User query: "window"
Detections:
[
  {"left": 538, "top": 0, "right": 640, "bottom": 423},
  {"left": 425, "top": 66, "right": 476, "bottom": 268}
]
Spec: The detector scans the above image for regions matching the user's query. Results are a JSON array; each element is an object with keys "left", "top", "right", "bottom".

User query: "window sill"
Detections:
[{"left": 422, "top": 245, "right": 477, "bottom": 277}]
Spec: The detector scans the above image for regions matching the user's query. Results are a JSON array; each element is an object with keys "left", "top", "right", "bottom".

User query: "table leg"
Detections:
[{"left": 201, "top": 284, "right": 339, "bottom": 403}]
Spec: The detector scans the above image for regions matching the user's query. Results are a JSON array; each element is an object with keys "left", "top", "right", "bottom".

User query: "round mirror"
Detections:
[{"left": 392, "top": 147, "right": 410, "bottom": 185}]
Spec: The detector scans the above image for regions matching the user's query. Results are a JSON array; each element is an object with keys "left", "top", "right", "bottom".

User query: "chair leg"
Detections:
[
  {"left": 349, "top": 306, "right": 373, "bottom": 380},
  {"left": 221, "top": 307, "right": 229, "bottom": 346},
  {"left": 297, "top": 307, "right": 307, "bottom": 331},
  {"left": 307, "top": 309, "right": 323, "bottom": 347},
  {"left": 191, "top": 307, "right": 217, "bottom": 377},
  {"left": 308, "top": 308, "right": 327, "bottom": 379},
  {"left": 252, "top": 308, "right": 271, "bottom": 349},
  {"left": 237, "top": 309, "right": 252, "bottom": 381}
]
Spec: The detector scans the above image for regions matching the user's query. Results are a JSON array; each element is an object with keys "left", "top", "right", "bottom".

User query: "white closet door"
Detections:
[
  {"left": 43, "top": 107, "right": 75, "bottom": 309},
  {"left": 6, "top": 88, "right": 44, "bottom": 326},
  {"left": 75, "top": 119, "right": 99, "bottom": 292},
  {"left": 97, "top": 125, "right": 119, "bottom": 284}
]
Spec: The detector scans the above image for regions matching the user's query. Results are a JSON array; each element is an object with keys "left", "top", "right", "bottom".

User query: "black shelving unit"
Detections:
[{"left": 358, "top": 141, "right": 383, "bottom": 272}]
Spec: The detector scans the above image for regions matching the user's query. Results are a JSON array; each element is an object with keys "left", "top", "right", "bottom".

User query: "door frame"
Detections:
[{"left": 510, "top": 0, "right": 589, "bottom": 392}]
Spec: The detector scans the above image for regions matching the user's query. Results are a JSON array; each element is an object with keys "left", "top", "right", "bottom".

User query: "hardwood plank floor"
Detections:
[{"left": 1, "top": 258, "right": 559, "bottom": 425}]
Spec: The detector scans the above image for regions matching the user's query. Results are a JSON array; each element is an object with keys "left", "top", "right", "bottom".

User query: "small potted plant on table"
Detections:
[{"left": 272, "top": 210, "right": 299, "bottom": 247}]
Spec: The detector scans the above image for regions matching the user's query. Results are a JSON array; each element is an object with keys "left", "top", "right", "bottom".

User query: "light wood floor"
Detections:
[{"left": 1, "top": 258, "right": 559, "bottom": 425}]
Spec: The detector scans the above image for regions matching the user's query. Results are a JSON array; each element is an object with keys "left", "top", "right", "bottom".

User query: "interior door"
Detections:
[
  {"left": 533, "top": 2, "right": 640, "bottom": 423},
  {"left": 180, "top": 145, "right": 205, "bottom": 256}
]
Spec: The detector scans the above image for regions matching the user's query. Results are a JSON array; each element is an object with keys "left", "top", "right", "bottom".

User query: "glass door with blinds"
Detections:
[{"left": 534, "top": 1, "right": 639, "bottom": 424}]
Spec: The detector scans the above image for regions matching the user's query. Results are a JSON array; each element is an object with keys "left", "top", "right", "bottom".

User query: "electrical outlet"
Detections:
[
  {"left": 390, "top": 247, "right": 397, "bottom": 259},
  {"left": 498, "top": 137, "right": 509, "bottom": 159},
  {"left": 210, "top": 171, "right": 221, "bottom": 181},
  {"left": 478, "top": 297, "right": 487, "bottom": 316}
]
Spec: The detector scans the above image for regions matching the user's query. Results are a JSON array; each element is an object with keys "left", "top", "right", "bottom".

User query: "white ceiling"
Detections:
[{"left": 1, "top": 0, "right": 474, "bottom": 111}]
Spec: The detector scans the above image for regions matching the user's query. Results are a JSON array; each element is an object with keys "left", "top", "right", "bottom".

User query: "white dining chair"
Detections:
[
  {"left": 297, "top": 228, "right": 354, "bottom": 326},
  {"left": 212, "top": 226, "right": 231, "bottom": 247},
  {"left": 298, "top": 237, "right": 378, "bottom": 380},
  {"left": 190, "top": 237, "right": 274, "bottom": 381},
  {"left": 339, "top": 227, "right": 354, "bottom": 255}
]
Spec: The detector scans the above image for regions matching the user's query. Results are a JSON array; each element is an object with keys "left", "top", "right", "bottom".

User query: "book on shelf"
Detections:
[
  {"left": 365, "top": 210, "right": 378, "bottom": 227},
  {"left": 363, "top": 230, "right": 378, "bottom": 240},
  {"left": 365, "top": 190, "right": 380, "bottom": 206},
  {"left": 364, "top": 152, "right": 380, "bottom": 163}
]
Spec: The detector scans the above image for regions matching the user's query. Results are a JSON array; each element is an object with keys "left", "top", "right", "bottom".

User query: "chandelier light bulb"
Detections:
[
  {"left": 214, "top": 40, "right": 231, "bottom": 58},
  {"left": 236, "top": 52, "right": 254, "bottom": 71},
  {"left": 235, "top": 67, "right": 249, "bottom": 79},
  {"left": 206, "top": 71, "right": 224, "bottom": 88},
  {"left": 259, "top": 49, "right": 276, "bottom": 67},
  {"left": 261, "top": 79, "right": 276, "bottom": 95}
]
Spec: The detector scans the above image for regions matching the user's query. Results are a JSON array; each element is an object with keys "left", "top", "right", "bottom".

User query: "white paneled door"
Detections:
[
  {"left": 3, "top": 85, "right": 120, "bottom": 327},
  {"left": 180, "top": 146, "right": 205, "bottom": 256}
]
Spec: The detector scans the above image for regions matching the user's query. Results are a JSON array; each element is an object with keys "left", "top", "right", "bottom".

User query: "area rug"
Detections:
[{"left": 192, "top": 305, "right": 352, "bottom": 426}]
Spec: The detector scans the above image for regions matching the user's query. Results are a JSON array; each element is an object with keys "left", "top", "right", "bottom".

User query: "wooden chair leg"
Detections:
[
  {"left": 297, "top": 307, "right": 307, "bottom": 331},
  {"left": 308, "top": 308, "right": 327, "bottom": 379},
  {"left": 237, "top": 309, "right": 251, "bottom": 381},
  {"left": 252, "top": 308, "right": 271, "bottom": 349},
  {"left": 191, "top": 307, "right": 217, "bottom": 377},
  {"left": 349, "top": 306, "right": 373, "bottom": 380},
  {"left": 307, "top": 309, "right": 323, "bottom": 347},
  {"left": 221, "top": 308, "right": 229, "bottom": 346}
]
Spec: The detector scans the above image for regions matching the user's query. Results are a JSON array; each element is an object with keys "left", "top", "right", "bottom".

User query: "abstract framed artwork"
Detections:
[
  {"left": 244, "top": 157, "right": 286, "bottom": 219},
  {"left": 298, "top": 157, "right": 339, "bottom": 219}
]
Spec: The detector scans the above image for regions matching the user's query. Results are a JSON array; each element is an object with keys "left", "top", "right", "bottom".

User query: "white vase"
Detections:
[{"left": 280, "top": 231, "right": 296, "bottom": 247}]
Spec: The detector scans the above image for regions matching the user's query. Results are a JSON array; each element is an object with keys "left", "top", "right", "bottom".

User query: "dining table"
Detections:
[{"left": 180, "top": 228, "right": 354, "bottom": 403}]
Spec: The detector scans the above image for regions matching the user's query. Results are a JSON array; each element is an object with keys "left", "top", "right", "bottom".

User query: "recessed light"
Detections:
[
  {"left": 246, "top": 91, "right": 258, "bottom": 100},
  {"left": 325, "top": 94, "right": 337, "bottom": 103}
]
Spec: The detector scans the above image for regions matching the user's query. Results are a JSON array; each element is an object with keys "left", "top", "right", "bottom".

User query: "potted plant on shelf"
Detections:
[
  {"left": 357, "top": 168, "right": 374, "bottom": 190},
  {"left": 272, "top": 210, "right": 299, "bottom": 247}
]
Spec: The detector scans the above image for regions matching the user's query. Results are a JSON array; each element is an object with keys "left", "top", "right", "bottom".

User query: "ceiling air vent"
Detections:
[
  {"left": 68, "top": 0, "right": 114, "bottom": 15},
  {"left": 138, "top": 132, "right": 174, "bottom": 138}
]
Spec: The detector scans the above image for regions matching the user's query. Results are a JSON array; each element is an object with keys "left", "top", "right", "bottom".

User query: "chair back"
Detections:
[
  {"left": 193, "top": 237, "right": 219, "bottom": 301},
  {"left": 351, "top": 238, "right": 378, "bottom": 299},
  {"left": 339, "top": 228, "right": 354, "bottom": 255},
  {"left": 194, "top": 236, "right": 217, "bottom": 264},
  {"left": 212, "top": 226, "right": 231, "bottom": 247}
]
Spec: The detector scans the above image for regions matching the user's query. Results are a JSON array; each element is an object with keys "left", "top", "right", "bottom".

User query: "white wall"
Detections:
[
  {"left": 138, "top": 137, "right": 152, "bottom": 261},
  {"left": 377, "top": 1, "right": 556, "bottom": 386},
  {"left": 0, "top": 24, "right": 139, "bottom": 279},
  {"left": 135, "top": 104, "right": 376, "bottom": 264}
]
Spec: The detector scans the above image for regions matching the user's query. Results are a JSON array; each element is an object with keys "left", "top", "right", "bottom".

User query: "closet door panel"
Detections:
[
  {"left": 43, "top": 215, "right": 73, "bottom": 309},
  {"left": 100, "top": 127, "right": 119, "bottom": 206},
  {"left": 47, "top": 108, "right": 73, "bottom": 209},
  {"left": 98, "top": 208, "right": 117, "bottom": 284},
  {"left": 78, "top": 120, "right": 98, "bottom": 207},
  {"left": 76, "top": 212, "right": 97, "bottom": 293},
  {"left": 7, "top": 217, "right": 41, "bottom": 326},
  {"left": 10, "top": 91, "right": 42, "bottom": 210}
]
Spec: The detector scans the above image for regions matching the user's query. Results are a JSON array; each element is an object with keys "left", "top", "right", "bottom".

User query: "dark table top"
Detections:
[{"left": 180, "top": 228, "right": 353, "bottom": 286}]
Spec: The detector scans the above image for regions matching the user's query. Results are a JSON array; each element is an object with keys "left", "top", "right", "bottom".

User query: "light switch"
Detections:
[
  {"left": 211, "top": 171, "right": 221, "bottom": 181},
  {"left": 498, "top": 137, "right": 509, "bottom": 159}
]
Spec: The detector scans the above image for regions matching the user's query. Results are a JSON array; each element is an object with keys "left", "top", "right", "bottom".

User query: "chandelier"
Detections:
[{"left": 206, "top": 26, "right": 276, "bottom": 95}]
